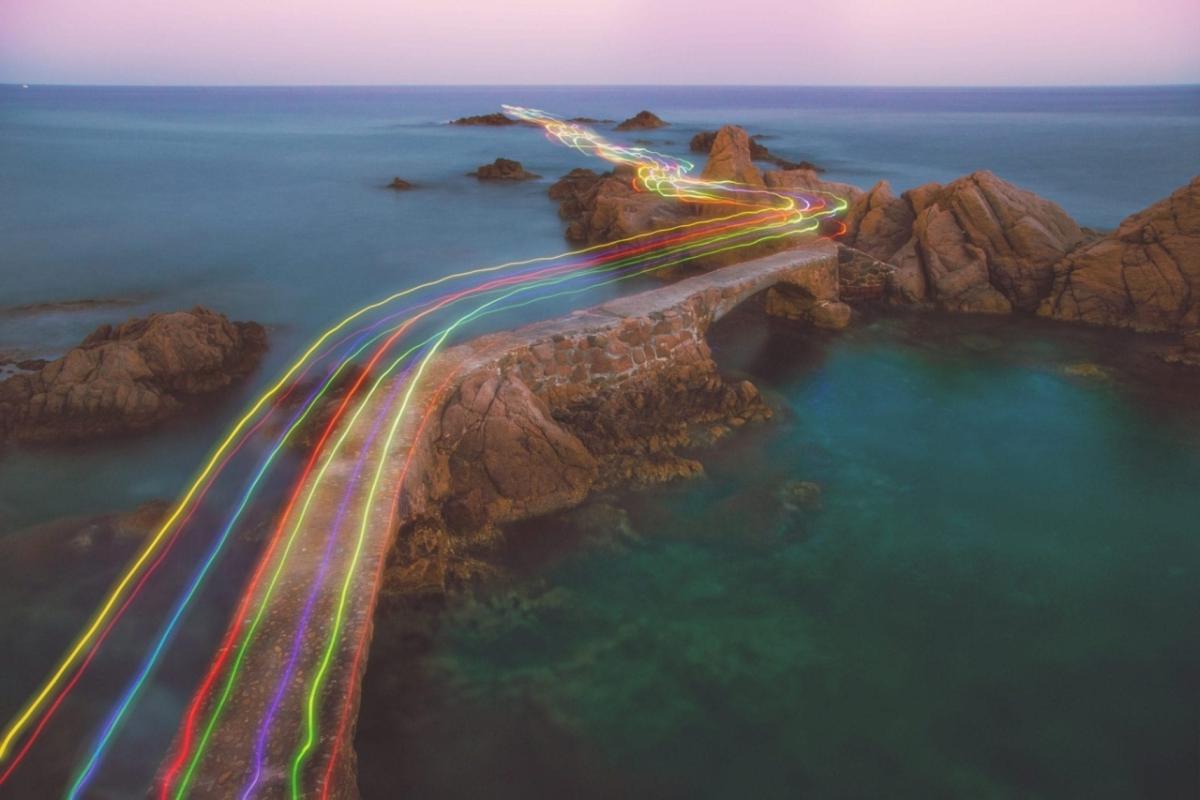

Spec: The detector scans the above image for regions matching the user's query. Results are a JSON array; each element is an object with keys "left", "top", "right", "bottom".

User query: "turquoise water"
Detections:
[
  {"left": 2, "top": 84, "right": 1199, "bottom": 531},
  {"left": 356, "top": 311, "right": 1200, "bottom": 799},
  {"left": 0, "top": 86, "right": 1198, "bottom": 795}
]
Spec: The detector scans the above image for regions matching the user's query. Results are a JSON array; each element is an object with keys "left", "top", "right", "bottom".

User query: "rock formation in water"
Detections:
[
  {"left": 450, "top": 112, "right": 517, "bottom": 126},
  {"left": 1038, "top": 177, "right": 1200, "bottom": 332},
  {"left": 614, "top": 110, "right": 667, "bottom": 131},
  {"left": 0, "top": 307, "right": 266, "bottom": 443},
  {"left": 386, "top": 177, "right": 415, "bottom": 190},
  {"left": 839, "top": 171, "right": 1086, "bottom": 313},
  {"left": 700, "top": 126, "right": 765, "bottom": 187},
  {"left": 548, "top": 165, "right": 690, "bottom": 244},
  {"left": 690, "top": 129, "right": 822, "bottom": 171},
  {"left": 469, "top": 158, "right": 541, "bottom": 181}
]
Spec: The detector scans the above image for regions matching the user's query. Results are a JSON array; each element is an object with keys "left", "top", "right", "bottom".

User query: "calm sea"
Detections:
[{"left": 0, "top": 86, "right": 1198, "bottom": 796}]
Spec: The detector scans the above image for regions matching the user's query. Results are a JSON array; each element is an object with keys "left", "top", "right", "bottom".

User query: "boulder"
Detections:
[
  {"left": 0, "top": 307, "right": 266, "bottom": 443},
  {"left": 548, "top": 167, "right": 688, "bottom": 244},
  {"left": 1039, "top": 176, "right": 1200, "bottom": 332},
  {"left": 614, "top": 110, "right": 667, "bottom": 131},
  {"left": 469, "top": 158, "right": 541, "bottom": 181}
]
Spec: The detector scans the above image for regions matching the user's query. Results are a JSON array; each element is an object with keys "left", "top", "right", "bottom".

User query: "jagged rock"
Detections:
[
  {"left": 469, "top": 158, "right": 541, "bottom": 181},
  {"left": 450, "top": 112, "right": 516, "bottom": 126},
  {"left": 763, "top": 168, "right": 864, "bottom": 204},
  {"left": 690, "top": 130, "right": 822, "bottom": 171},
  {"left": 548, "top": 166, "right": 688, "bottom": 244},
  {"left": 614, "top": 110, "right": 667, "bottom": 131},
  {"left": 0, "top": 307, "right": 266, "bottom": 443},
  {"left": 1039, "top": 176, "right": 1200, "bottom": 332},
  {"left": 386, "top": 177, "right": 414, "bottom": 190},
  {"left": 843, "top": 171, "right": 1083, "bottom": 313},
  {"left": 438, "top": 370, "right": 598, "bottom": 532},
  {"left": 700, "top": 126, "right": 764, "bottom": 187}
]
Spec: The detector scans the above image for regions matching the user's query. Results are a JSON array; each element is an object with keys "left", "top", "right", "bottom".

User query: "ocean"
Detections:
[{"left": 0, "top": 85, "right": 1198, "bottom": 797}]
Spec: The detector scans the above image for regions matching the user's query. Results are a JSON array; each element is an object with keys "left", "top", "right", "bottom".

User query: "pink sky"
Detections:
[{"left": 1, "top": 0, "right": 1197, "bottom": 85}]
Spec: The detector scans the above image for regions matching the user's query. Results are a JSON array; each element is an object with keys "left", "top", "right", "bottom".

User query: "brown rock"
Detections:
[
  {"left": 548, "top": 167, "right": 688, "bottom": 244},
  {"left": 469, "top": 158, "right": 541, "bottom": 181},
  {"left": 690, "top": 130, "right": 822, "bottom": 172},
  {"left": 450, "top": 112, "right": 517, "bottom": 126},
  {"left": 844, "top": 171, "right": 1083, "bottom": 313},
  {"left": 700, "top": 126, "right": 764, "bottom": 187},
  {"left": 1039, "top": 177, "right": 1200, "bottom": 332},
  {"left": 614, "top": 110, "right": 667, "bottom": 131},
  {"left": 386, "top": 177, "right": 415, "bottom": 190},
  {"left": 0, "top": 307, "right": 266, "bottom": 443}
]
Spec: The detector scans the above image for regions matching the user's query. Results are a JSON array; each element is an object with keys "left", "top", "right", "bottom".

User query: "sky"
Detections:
[{"left": 1, "top": 0, "right": 1198, "bottom": 86}]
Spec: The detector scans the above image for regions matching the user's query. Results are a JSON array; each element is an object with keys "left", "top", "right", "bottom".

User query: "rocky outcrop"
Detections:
[
  {"left": 1038, "top": 177, "right": 1200, "bottom": 332},
  {"left": 690, "top": 130, "right": 822, "bottom": 171},
  {"left": 548, "top": 166, "right": 689, "bottom": 244},
  {"left": 840, "top": 171, "right": 1084, "bottom": 313},
  {"left": 469, "top": 158, "right": 540, "bottom": 181},
  {"left": 700, "top": 126, "right": 764, "bottom": 187},
  {"left": 386, "top": 177, "right": 414, "bottom": 190},
  {"left": 614, "top": 110, "right": 667, "bottom": 131},
  {"left": 0, "top": 307, "right": 266, "bottom": 443},
  {"left": 450, "top": 112, "right": 517, "bottom": 126}
]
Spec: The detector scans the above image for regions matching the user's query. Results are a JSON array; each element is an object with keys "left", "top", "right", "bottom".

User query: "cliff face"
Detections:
[
  {"left": 1038, "top": 177, "right": 1200, "bottom": 332},
  {"left": 0, "top": 307, "right": 266, "bottom": 443}
]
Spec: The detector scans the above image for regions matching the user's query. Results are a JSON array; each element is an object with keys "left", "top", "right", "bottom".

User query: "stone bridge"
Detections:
[{"left": 168, "top": 240, "right": 839, "bottom": 798}]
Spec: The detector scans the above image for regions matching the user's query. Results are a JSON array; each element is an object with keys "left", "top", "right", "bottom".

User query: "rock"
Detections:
[
  {"left": 763, "top": 168, "right": 863, "bottom": 204},
  {"left": 779, "top": 480, "right": 823, "bottom": 511},
  {"left": 1062, "top": 362, "right": 1110, "bottom": 379},
  {"left": 614, "top": 110, "right": 667, "bottom": 131},
  {"left": 548, "top": 167, "right": 688, "bottom": 244},
  {"left": 386, "top": 177, "right": 415, "bottom": 190},
  {"left": 469, "top": 158, "right": 541, "bottom": 181},
  {"left": 450, "top": 112, "right": 517, "bottom": 126},
  {"left": 1039, "top": 177, "right": 1200, "bottom": 333},
  {"left": 0, "top": 307, "right": 266, "bottom": 443},
  {"left": 844, "top": 171, "right": 1083, "bottom": 313},
  {"left": 837, "top": 246, "right": 895, "bottom": 302},
  {"left": 15, "top": 359, "right": 48, "bottom": 371},
  {"left": 700, "top": 126, "right": 764, "bottom": 187},
  {"left": 690, "top": 129, "right": 822, "bottom": 171},
  {"left": 567, "top": 117, "right": 612, "bottom": 124},
  {"left": 763, "top": 250, "right": 851, "bottom": 328}
]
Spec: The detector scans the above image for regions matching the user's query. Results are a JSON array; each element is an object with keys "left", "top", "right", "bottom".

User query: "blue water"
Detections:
[
  {"left": 0, "top": 85, "right": 1198, "bottom": 796},
  {"left": 2, "top": 84, "right": 1198, "bottom": 530},
  {"left": 357, "top": 310, "right": 1200, "bottom": 799}
]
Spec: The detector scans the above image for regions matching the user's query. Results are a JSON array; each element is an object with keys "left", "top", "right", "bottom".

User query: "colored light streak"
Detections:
[{"left": 0, "top": 107, "right": 847, "bottom": 798}]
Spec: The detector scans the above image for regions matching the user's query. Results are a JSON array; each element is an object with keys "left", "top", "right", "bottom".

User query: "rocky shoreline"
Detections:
[{"left": 0, "top": 307, "right": 266, "bottom": 444}]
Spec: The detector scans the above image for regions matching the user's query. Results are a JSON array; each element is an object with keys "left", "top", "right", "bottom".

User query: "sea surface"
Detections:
[
  {"left": 357, "top": 310, "right": 1200, "bottom": 799},
  {"left": 0, "top": 85, "right": 1198, "bottom": 796}
]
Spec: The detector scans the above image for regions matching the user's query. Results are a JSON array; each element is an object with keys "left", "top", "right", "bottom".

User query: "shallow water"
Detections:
[{"left": 357, "top": 310, "right": 1200, "bottom": 799}]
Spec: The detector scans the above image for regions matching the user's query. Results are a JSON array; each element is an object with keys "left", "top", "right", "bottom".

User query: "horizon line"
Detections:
[{"left": 3, "top": 81, "right": 1199, "bottom": 90}]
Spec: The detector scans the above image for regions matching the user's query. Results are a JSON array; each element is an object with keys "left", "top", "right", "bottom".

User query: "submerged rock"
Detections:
[
  {"left": 470, "top": 158, "right": 541, "bottom": 181},
  {"left": 1039, "top": 176, "right": 1200, "bottom": 333},
  {"left": 0, "top": 307, "right": 266, "bottom": 443},
  {"left": 614, "top": 110, "right": 667, "bottom": 131}
]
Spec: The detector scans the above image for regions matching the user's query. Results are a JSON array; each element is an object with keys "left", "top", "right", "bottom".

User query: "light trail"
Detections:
[{"left": 0, "top": 106, "right": 846, "bottom": 798}]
